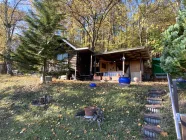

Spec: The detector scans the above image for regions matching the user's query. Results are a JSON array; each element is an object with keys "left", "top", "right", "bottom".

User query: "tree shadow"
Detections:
[{"left": 0, "top": 81, "right": 169, "bottom": 139}]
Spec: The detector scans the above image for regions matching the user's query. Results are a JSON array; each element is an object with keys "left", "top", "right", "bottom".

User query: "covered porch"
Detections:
[{"left": 93, "top": 47, "right": 150, "bottom": 82}]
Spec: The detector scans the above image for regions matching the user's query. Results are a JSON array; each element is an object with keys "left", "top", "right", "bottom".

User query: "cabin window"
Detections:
[
  {"left": 57, "top": 53, "right": 68, "bottom": 61},
  {"left": 55, "top": 30, "right": 61, "bottom": 35}
]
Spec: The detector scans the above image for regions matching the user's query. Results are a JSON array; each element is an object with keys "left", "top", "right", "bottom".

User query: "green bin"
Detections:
[{"left": 152, "top": 58, "right": 166, "bottom": 78}]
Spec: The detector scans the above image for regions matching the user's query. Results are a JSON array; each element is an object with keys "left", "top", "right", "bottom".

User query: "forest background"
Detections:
[{"left": 0, "top": 0, "right": 183, "bottom": 62}]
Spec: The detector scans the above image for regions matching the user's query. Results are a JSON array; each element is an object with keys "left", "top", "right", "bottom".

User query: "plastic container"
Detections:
[
  {"left": 90, "top": 83, "right": 96, "bottom": 87},
  {"left": 119, "top": 77, "right": 131, "bottom": 84}
]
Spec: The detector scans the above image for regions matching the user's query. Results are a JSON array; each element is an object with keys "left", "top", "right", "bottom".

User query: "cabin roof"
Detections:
[
  {"left": 62, "top": 39, "right": 92, "bottom": 52},
  {"left": 94, "top": 47, "right": 150, "bottom": 61},
  {"left": 62, "top": 39, "right": 150, "bottom": 60}
]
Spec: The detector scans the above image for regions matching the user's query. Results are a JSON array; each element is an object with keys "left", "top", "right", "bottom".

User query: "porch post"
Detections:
[
  {"left": 140, "top": 53, "right": 142, "bottom": 82},
  {"left": 90, "top": 53, "right": 92, "bottom": 75},
  {"left": 129, "top": 60, "right": 131, "bottom": 78},
  {"left": 94, "top": 56, "right": 96, "bottom": 75},
  {"left": 122, "top": 53, "right": 125, "bottom": 76},
  {"left": 74, "top": 52, "right": 77, "bottom": 80}
]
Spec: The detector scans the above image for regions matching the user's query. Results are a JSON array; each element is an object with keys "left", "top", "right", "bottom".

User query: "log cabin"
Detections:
[{"left": 55, "top": 39, "right": 150, "bottom": 81}]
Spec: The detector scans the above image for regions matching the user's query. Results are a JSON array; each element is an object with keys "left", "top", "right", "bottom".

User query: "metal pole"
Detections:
[
  {"left": 173, "top": 80, "right": 179, "bottom": 113},
  {"left": 167, "top": 74, "right": 181, "bottom": 140},
  {"left": 90, "top": 53, "right": 92, "bottom": 75}
]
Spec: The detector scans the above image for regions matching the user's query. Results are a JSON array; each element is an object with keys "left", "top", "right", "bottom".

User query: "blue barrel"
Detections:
[
  {"left": 90, "top": 83, "right": 96, "bottom": 87},
  {"left": 119, "top": 77, "right": 131, "bottom": 84}
]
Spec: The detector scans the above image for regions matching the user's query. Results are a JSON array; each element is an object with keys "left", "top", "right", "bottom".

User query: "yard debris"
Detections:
[{"left": 31, "top": 95, "right": 52, "bottom": 106}]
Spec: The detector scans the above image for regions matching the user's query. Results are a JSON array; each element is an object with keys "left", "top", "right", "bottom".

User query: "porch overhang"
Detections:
[{"left": 94, "top": 47, "right": 150, "bottom": 61}]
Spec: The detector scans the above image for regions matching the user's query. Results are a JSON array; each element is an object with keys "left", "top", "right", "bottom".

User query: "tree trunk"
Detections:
[
  {"left": 6, "top": 60, "right": 13, "bottom": 75},
  {"left": 138, "top": 18, "right": 143, "bottom": 47},
  {"left": 3, "top": 0, "right": 23, "bottom": 76},
  {"left": 145, "top": 27, "right": 148, "bottom": 46},
  {"left": 91, "top": 33, "right": 97, "bottom": 51},
  {"left": 6, "top": 48, "right": 13, "bottom": 76},
  {"left": 4, "top": 0, "right": 13, "bottom": 76},
  {"left": 42, "top": 59, "right": 47, "bottom": 84}
]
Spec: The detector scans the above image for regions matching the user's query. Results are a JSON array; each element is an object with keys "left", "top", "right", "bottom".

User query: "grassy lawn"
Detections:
[{"left": 0, "top": 75, "right": 174, "bottom": 140}]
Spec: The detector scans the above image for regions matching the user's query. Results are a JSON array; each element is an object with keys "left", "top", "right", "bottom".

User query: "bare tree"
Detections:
[
  {"left": 63, "top": 0, "right": 120, "bottom": 51},
  {"left": 0, "top": 0, "right": 30, "bottom": 75}
]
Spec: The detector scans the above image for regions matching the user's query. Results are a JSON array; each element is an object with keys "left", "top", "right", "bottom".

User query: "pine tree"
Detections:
[
  {"left": 13, "top": 0, "right": 65, "bottom": 83},
  {"left": 160, "top": 10, "right": 186, "bottom": 78}
]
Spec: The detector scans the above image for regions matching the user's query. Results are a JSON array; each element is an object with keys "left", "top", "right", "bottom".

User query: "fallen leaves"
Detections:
[
  {"left": 58, "top": 114, "right": 62, "bottom": 118},
  {"left": 126, "top": 111, "right": 129, "bottom": 114},
  {"left": 138, "top": 123, "right": 141, "bottom": 126},
  {"left": 126, "top": 130, "right": 130, "bottom": 134},
  {"left": 157, "top": 125, "right": 161, "bottom": 128},
  {"left": 161, "top": 131, "right": 168, "bottom": 137},
  {"left": 119, "top": 120, "right": 124, "bottom": 124},
  {"left": 59, "top": 125, "right": 66, "bottom": 129},
  {"left": 20, "top": 128, "right": 27, "bottom": 134},
  {"left": 74, "top": 135, "right": 80, "bottom": 139},
  {"left": 84, "top": 129, "right": 87, "bottom": 134},
  {"left": 0, "top": 75, "right": 171, "bottom": 139},
  {"left": 33, "top": 136, "right": 40, "bottom": 140},
  {"left": 51, "top": 128, "right": 57, "bottom": 137}
]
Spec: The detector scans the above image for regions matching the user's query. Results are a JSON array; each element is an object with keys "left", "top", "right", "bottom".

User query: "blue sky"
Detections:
[
  {"left": 0, "top": 0, "right": 32, "bottom": 35},
  {"left": 0, "top": 0, "right": 31, "bottom": 13}
]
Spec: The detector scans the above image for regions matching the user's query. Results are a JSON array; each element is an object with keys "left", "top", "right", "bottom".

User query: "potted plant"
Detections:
[{"left": 84, "top": 106, "right": 97, "bottom": 118}]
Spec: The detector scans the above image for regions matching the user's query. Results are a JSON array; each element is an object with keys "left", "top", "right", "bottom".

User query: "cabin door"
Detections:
[{"left": 78, "top": 52, "right": 91, "bottom": 75}]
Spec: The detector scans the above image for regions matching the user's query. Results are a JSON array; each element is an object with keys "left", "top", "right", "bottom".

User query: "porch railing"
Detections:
[
  {"left": 167, "top": 74, "right": 186, "bottom": 140},
  {"left": 102, "top": 71, "right": 123, "bottom": 77}
]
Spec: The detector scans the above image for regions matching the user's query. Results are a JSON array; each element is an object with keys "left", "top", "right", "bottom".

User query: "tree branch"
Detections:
[{"left": 10, "top": 0, "right": 23, "bottom": 24}]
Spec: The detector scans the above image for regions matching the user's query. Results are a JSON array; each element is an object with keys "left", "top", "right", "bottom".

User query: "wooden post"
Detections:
[
  {"left": 74, "top": 52, "right": 77, "bottom": 80},
  {"left": 90, "top": 53, "right": 92, "bottom": 75},
  {"left": 129, "top": 60, "right": 131, "bottom": 78},
  {"left": 122, "top": 53, "right": 125, "bottom": 76},
  {"left": 140, "top": 53, "right": 142, "bottom": 82},
  {"left": 94, "top": 56, "right": 96, "bottom": 75}
]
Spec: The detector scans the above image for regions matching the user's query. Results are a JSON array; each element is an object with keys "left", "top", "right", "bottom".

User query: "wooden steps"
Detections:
[
  {"left": 144, "top": 113, "right": 161, "bottom": 119},
  {"left": 143, "top": 125, "right": 163, "bottom": 138},
  {"left": 144, "top": 113, "right": 161, "bottom": 125},
  {"left": 145, "top": 105, "right": 163, "bottom": 113},
  {"left": 148, "top": 90, "right": 166, "bottom": 98},
  {"left": 147, "top": 98, "right": 164, "bottom": 105},
  {"left": 142, "top": 89, "right": 167, "bottom": 139}
]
